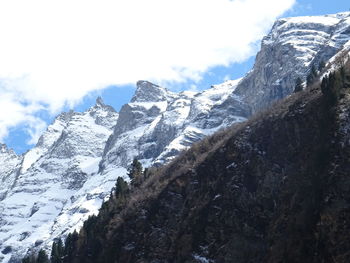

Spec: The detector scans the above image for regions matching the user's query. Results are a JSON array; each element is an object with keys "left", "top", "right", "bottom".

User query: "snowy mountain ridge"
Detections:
[
  {"left": 1, "top": 11, "right": 350, "bottom": 262},
  {"left": 0, "top": 101, "right": 119, "bottom": 262},
  {"left": 235, "top": 11, "right": 350, "bottom": 112},
  {"left": 0, "top": 80, "right": 245, "bottom": 262}
]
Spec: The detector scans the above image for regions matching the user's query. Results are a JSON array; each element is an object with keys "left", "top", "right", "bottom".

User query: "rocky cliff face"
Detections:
[
  {"left": 235, "top": 12, "right": 350, "bottom": 112},
  {"left": 0, "top": 145, "right": 22, "bottom": 201},
  {"left": 1, "top": 11, "right": 350, "bottom": 263}
]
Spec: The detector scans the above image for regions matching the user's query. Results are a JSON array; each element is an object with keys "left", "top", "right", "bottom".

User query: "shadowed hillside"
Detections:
[{"left": 48, "top": 61, "right": 350, "bottom": 263}]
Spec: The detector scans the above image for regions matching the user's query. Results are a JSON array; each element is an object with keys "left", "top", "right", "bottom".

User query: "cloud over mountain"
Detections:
[{"left": 0, "top": 0, "right": 295, "bottom": 144}]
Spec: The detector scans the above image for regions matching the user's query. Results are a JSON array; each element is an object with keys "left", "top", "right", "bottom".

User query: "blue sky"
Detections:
[
  {"left": 75, "top": 0, "right": 350, "bottom": 112},
  {"left": 1, "top": 0, "right": 350, "bottom": 154}
]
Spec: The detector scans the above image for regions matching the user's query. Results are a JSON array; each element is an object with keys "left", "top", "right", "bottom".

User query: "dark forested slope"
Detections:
[{"left": 58, "top": 62, "right": 350, "bottom": 263}]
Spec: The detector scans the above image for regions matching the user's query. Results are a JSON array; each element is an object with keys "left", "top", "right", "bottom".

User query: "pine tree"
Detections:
[
  {"left": 36, "top": 249, "right": 49, "bottom": 263},
  {"left": 51, "top": 241, "right": 58, "bottom": 263},
  {"left": 127, "top": 158, "right": 143, "bottom": 186},
  {"left": 143, "top": 167, "right": 149, "bottom": 179},
  {"left": 339, "top": 65, "right": 350, "bottom": 89},
  {"left": 63, "top": 233, "right": 72, "bottom": 262},
  {"left": 321, "top": 72, "right": 341, "bottom": 105},
  {"left": 64, "top": 231, "right": 78, "bottom": 263},
  {"left": 345, "top": 73, "right": 350, "bottom": 89},
  {"left": 294, "top": 77, "right": 303, "bottom": 93},
  {"left": 115, "top": 177, "right": 128, "bottom": 198},
  {"left": 51, "top": 238, "right": 64, "bottom": 263},
  {"left": 22, "top": 255, "right": 35, "bottom": 263},
  {"left": 321, "top": 75, "right": 328, "bottom": 95},
  {"left": 57, "top": 239, "right": 64, "bottom": 262}
]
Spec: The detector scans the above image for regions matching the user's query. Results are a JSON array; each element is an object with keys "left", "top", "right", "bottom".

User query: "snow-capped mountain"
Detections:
[
  {"left": 100, "top": 79, "right": 246, "bottom": 174},
  {"left": 0, "top": 100, "right": 118, "bottom": 262},
  {"left": 0, "top": 11, "right": 350, "bottom": 262},
  {"left": 235, "top": 12, "right": 350, "bottom": 112},
  {"left": 0, "top": 80, "right": 246, "bottom": 262}
]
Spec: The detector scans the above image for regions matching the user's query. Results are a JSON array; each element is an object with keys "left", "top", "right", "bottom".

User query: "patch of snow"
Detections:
[
  {"left": 129, "top": 101, "right": 168, "bottom": 112},
  {"left": 193, "top": 254, "right": 211, "bottom": 263}
]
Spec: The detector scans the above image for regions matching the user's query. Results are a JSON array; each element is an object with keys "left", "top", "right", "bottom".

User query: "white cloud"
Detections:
[{"left": 0, "top": 0, "right": 295, "bottom": 145}]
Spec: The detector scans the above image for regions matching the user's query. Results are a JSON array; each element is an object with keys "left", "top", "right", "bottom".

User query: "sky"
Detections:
[{"left": 1, "top": 0, "right": 349, "bottom": 154}]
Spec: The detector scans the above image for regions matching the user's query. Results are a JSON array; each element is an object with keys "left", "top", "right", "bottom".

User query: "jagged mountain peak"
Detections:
[
  {"left": 0, "top": 143, "right": 7, "bottom": 152},
  {"left": 89, "top": 96, "right": 116, "bottom": 115},
  {"left": 88, "top": 98, "right": 118, "bottom": 130},
  {"left": 131, "top": 80, "right": 169, "bottom": 102},
  {"left": 0, "top": 144, "right": 16, "bottom": 156},
  {"left": 92, "top": 96, "right": 116, "bottom": 112},
  {"left": 96, "top": 96, "right": 105, "bottom": 107}
]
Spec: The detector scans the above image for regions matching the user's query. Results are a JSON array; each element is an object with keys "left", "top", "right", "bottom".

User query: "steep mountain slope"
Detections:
[
  {"left": 66, "top": 61, "right": 350, "bottom": 263},
  {"left": 1, "top": 11, "right": 350, "bottom": 263},
  {"left": 0, "top": 100, "right": 118, "bottom": 263},
  {"left": 0, "top": 145, "right": 22, "bottom": 201}
]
